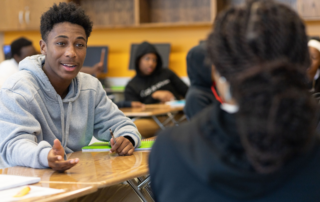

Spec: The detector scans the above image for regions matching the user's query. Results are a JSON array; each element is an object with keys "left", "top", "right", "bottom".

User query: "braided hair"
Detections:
[
  {"left": 207, "top": 0, "right": 317, "bottom": 173},
  {"left": 207, "top": 0, "right": 310, "bottom": 81},
  {"left": 235, "top": 61, "right": 317, "bottom": 173}
]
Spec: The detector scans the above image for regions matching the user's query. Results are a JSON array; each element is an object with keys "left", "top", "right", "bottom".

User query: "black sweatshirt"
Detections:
[
  {"left": 125, "top": 41, "right": 188, "bottom": 104},
  {"left": 149, "top": 103, "right": 320, "bottom": 202},
  {"left": 184, "top": 44, "right": 218, "bottom": 120}
]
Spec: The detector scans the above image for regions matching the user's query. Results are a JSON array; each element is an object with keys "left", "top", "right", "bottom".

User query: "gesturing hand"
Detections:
[
  {"left": 110, "top": 136, "right": 134, "bottom": 156},
  {"left": 131, "top": 101, "right": 145, "bottom": 108},
  {"left": 152, "top": 90, "right": 175, "bottom": 103},
  {"left": 47, "top": 139, "right": 79, "bottom": 172},
  {"left": 92, "top": 62, "right": 103, "bottom": 75}
]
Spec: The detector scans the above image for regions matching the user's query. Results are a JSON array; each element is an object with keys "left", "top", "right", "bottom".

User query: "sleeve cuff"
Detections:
[
  {"left": 121, "top": 133, "right": 141, "bottom": 148},
  {"left": 39, "top": 148, "right": 51, "bottom": 168},
  {"left": 124, "top": 136, "right": 135, "bottom": 146}
]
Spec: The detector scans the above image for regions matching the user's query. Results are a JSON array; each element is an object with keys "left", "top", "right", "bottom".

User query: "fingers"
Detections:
[
  {"left": 119, "top": 144, "right": 134, "bottom": 156},
  {"left": 127, "top": 148, "right": 134, "bottom": 156},
  {"left": 110, "top": 136, "right": 135, "bottom": 155},
  {"left": 53, "top": 139, "right": 62, "bottom": 150},
  {"left": 48, "top": 145, "right": 78, "bottom": 172},
  {"left": 116, "top": 140, "right": 129, "bottom": 154},
  {"left": 113, "top": 137, "right": 134, "bottom": 156},
  {"left": 54, "top": 159, "right": 79, "bottom": 172},
  {"left": 52, "top": 139, "right": 65, "bottom": 156},
  {"left": 110, "top": 136, "right": 124, "bottom": 152},
  {"left": 131, "top": 102, "right": 144, "bottom": 108},
  {"left": 49, "top": 158, "right": 79, "bottom": 172},
  {"left": 48, "top": 154, "right": 63, "bottom": 162}
]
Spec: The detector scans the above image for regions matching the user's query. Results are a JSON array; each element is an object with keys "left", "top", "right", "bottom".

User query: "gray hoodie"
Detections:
[{"left": 0, "top": 55, "right": 141, "bottom": 169}]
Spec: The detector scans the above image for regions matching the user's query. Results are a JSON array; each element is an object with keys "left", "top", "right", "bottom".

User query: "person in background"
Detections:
[
  {"left": 0, "top": 37, "right": 37, "bottom": 88},
  {"left": 125, "top": 41, "right": 188, "bottom": 104},
  {"left": 307, "top": 37, "right": 320, "bottom": 94},
  {"left": 149, "top": 1, "right": 320, "bottom": 201},
  {"left": 125, "top": 41, "right": 189, "bottom": 138},
  {"left": 184, "top": 44, "right": 218, "bottom": 120}
]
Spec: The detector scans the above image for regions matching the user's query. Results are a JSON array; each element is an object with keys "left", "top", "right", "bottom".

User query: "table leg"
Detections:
[
  {"left": 127, "top": 177, "right": 154, "bottom": 202},
  {"left": 151, "top": 116, "right": 166, "bottom": 130}
]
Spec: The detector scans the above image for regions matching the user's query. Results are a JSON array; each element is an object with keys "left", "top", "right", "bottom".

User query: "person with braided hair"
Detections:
[{"left": 149, "top": 1, "right": 320, "bottom": 201}]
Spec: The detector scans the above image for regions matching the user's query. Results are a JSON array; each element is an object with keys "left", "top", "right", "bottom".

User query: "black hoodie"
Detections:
[
  {"left": 149, "top": 103, "right": 320, "bottom": 202},
  {"left": 184, "top": 44, "right": 218, "bottom": 119},
  {"left": 125, "top": 42, "right": 188, "bottom": 104}
]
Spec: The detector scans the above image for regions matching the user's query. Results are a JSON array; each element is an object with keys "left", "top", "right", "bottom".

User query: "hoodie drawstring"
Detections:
[
  {"left": 58, "top": 98, "right": 73, "bottom": 149},
  {"left": 64, "top": 102, "right": 72, "bottom": 148}
]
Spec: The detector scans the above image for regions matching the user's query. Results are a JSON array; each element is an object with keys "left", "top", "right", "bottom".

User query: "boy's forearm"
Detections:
[{"left": 1, "top": 138, "right": 52, "bottom": 169}]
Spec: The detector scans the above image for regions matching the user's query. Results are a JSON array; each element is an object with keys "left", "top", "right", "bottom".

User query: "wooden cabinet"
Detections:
[
  {"left": 79, "top": 0, "right": 135, "bottom": 28},
  {"left": 298, "top": 0, "right": 320, "bottom": 20},
  {"left": 1, "top": 0, "right": 320, "bottom": 31},
  {"left": 76, "top": 0, "right": 221, "bottom": 28},
  {"left": 137, "top": 0, "right": 212, "bottom": 25},
  {"left": 0, "top": 0, "right": 68, "bottom": 31},
  {"left": 0, "top": 0, "right": 10, "bottom": 30},
  {"left": 0, "top": 0, "right": 25, "bottom": 31}
]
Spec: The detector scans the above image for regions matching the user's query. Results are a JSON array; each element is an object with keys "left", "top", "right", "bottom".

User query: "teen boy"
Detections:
[{"left": 0, "top": 2, "right": 141, "bottom": 172}]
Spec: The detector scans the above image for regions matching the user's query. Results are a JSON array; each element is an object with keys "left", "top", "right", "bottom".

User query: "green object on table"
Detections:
[
  {"left": 82, "top": 140, "right": 154, "bottom": 152},
  {"left": 110, "top": 86, "right": 125, "bottom": 91}
]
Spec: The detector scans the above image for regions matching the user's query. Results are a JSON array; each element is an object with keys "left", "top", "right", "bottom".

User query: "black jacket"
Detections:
[
  {"left": 149, "top": 103, "right": 320, "bottom": 202},
  {"left": 184, "top": 44, "right": 217, "bottom": 119},
  {"left": 125, "top": 42, "right": 188, "bottom": 104}
]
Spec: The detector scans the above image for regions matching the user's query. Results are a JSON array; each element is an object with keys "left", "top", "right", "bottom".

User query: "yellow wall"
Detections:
[
  {"left": 3, "top": 25, "right": 212, "bottom": 78},
  {"left": 5, "top": 21, "right": 320, "bottom": 78}
]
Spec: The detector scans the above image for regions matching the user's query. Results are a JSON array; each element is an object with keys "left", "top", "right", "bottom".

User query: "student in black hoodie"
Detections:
[
  {"left": 125, "top": 41, "right": 188, "bottom": 104},
  {"left": 184, "top": 44, "right": 218, "bottom": 120},
  {"left": 149, "top": 1, "right": 320, "bottom": 201}
]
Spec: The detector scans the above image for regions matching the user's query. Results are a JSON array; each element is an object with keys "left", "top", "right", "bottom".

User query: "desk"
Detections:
[
  {"left": 120, "top": 104, "right": 184, "bottom": 130},
  {"left": 0, "top": 151, "right": 151, "bottom": 202}
]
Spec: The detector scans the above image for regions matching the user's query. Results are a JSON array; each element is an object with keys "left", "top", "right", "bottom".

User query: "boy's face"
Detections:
[
  {"left": 139, "top": 53, "right": 157, "bottom": 76},
  {"left": 40, "top": 22, "right": 87, "bottom": 83}
]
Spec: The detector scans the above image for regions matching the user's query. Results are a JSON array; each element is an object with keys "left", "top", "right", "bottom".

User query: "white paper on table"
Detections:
[
  {"left": 0, "top": 175, "right": 40, "bottom": 191},
  {"left": 0, "top": 185, "right": 64, "bottom": 202}
]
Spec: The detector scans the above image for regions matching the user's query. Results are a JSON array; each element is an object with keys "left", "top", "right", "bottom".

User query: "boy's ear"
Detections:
[{"left": 39, "top": 39, "right": 47, "bottom": 55}]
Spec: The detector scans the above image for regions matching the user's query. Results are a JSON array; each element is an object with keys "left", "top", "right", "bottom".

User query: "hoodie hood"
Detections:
[
  {"left": 134, "top": 41, "right": 163, "bottom": 77},
  {"left": 19, "top": 54, "right": 81, "bottom": 102},
  {"left": 19, "top": 54, "right": 81, "bottom": 149},
  {"left": 187, "top": 44, "right": 212, "bottom": 90}
]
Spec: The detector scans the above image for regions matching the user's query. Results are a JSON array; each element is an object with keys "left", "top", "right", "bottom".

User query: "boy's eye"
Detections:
[
  {"left": 76, "top": 44, "right": 85, "bottom": 47},
  {"left": 56, "top": 42, "right": 65, "bottom": 46}
]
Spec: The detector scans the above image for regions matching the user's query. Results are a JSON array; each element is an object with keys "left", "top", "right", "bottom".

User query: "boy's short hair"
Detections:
[
  {"left": 10, "top": 37, "right": 33, "bottom": 57},
  {"left": 40, "top": 2, "right": 93, "bottom": 42}
]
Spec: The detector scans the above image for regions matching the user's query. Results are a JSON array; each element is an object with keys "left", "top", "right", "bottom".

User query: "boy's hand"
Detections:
[
  {"left": 47, "top": 139, "right": 79, "bottom": 172},
  {"left": 110, "top": 136, "right": 134, "bottom": 156},
  {"left": 152, "top": 90, "right": 174, "bottom": 102}
]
